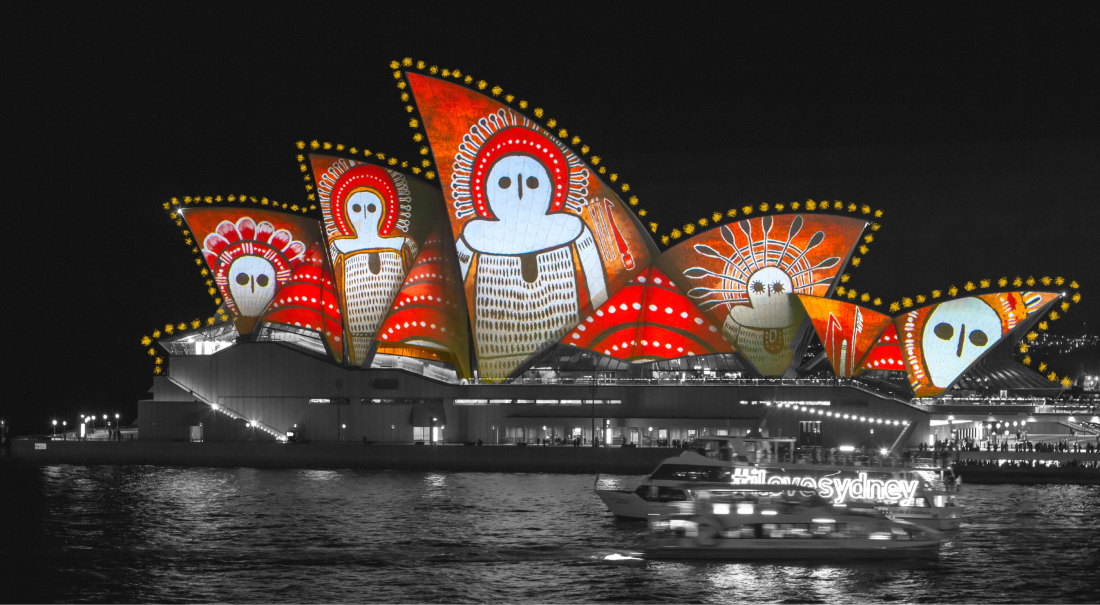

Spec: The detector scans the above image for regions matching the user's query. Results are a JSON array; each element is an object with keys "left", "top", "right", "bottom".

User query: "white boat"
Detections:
[
  {"left": 645, "top": 483, "right": 942, "bottom": 560},
  {"left": 596, "top": 438, "right": 965, "bottom": 530}
]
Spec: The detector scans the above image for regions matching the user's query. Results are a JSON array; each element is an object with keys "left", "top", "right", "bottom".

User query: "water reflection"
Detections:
[{"left": 0, "top": 465, "right": 1096, "bottom": 603}]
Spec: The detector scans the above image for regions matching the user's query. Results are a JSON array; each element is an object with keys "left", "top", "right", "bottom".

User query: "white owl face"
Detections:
[
  {"left": 228, "top": 255, "right": 277, "bottom": 316},
  {"left": 729, "top": 266, "right": 796, "bottom": 329},
  {"left": 345, "top": 190, "right": 384, "bottom": 237},
  {"left": 486, "top": 155, "right": 552, "bottom": 220},
  {"left": 922, "top": 297, "right": 1001, "bottom": 387}
]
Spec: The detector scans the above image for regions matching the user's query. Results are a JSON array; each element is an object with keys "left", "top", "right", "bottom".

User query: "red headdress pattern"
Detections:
[
  {"left": 451, "top": 109, "right": 589, "bottom": 220},
  {"left": 202, "top": 216, "right": 307, "bottom": 316},
  {"left": 259, "top": 241, "right": 344, "bottom": 363},
  {"left": 315, "top": 159, "right": 412, "bottom": 239}
]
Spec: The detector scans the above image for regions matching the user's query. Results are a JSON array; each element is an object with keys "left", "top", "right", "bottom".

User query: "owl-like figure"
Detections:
[
  {"left": 321, "top": 162, "right": 417, "bottom": 364},
  {"left": 452, "top": 116, "right": 609, "bottom": 379},
  {"left": 201, "top": 216, "right": 307, "bottom": 333}
]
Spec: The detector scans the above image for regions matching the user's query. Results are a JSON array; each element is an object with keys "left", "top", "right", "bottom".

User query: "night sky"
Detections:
[{"left": 5, "top": 4, "right": 1098, "bottom": 434}]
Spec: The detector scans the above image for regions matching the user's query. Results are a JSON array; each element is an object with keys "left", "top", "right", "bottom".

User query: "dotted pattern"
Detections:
[
  {"left": 342, "top": 251, "right": 406, "bottom": 363},
  {"left": 389, "top": 57, "right": 648, "bottom": 227},
  {"left": 474, "top": 247, "right": 579, "bottom": 379}
]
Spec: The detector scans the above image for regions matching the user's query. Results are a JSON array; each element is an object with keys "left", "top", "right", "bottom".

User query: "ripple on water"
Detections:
[{"left": 0, "top": 464, "right": 1097, "bottom": 603}]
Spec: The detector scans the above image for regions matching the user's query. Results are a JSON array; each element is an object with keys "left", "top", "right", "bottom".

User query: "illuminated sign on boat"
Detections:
[{"left": 728, "top": 468, "right": 919, "bottom": 504}]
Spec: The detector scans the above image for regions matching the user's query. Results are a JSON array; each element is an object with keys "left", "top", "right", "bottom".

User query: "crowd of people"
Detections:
[{"left": 956, "top": 458, "right": 1100, "bottom": 470}]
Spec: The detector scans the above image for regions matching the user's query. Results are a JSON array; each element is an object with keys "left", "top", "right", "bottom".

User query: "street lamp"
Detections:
[
  {"left": 62, "top": 421, "right": 67, "bottom": 440},
  {"left": 52, "top": 419, "right": 57, "bottom": 437}
]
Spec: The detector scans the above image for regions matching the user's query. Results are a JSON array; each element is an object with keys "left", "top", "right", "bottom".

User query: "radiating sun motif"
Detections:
[
  {"left": 684, "top": 216, "right": 838, "bottom": 313},
  {"left": 683, "top": 215, "right": 841, "bottom": 375}
]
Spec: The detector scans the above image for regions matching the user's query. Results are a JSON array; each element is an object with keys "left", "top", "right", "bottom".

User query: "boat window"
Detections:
[
  {"left": 649, "top": 464, "right": 750, "bottom": 482},
  {"left": 657, "top": 487, "right": 688, "bottom": 501}
]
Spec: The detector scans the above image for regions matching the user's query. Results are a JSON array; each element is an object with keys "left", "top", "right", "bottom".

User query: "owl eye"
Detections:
[
  {"left": 751, "top": 281, "right": 765, "bottom": 293},
  {"left": 367, "top": 203, "right": 377, "bottom": 213},
  {"left": 235, "top": 273, "right": 250, "bottom": 286},
  {"left": 934, "top": 322, "right": 954, "bottom": 340},
  {"left": 526, "top": 175, "right": 539, "bottom": 189},
  {"left": 498, "top": 176, "right": 512, "bottom": 189},
  {"left": 969, "top": 330, "right": 988, "bottom": 346},
  {"left": 256, "top": 274, "right": 270, "bottom": 288},
  {"left": 351, "top": 203, "right": 362, "bottom": 214}
]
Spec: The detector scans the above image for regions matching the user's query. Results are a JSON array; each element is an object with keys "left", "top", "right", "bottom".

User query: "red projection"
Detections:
[
  {"left": 374, "top": 229, "right": 471, "bottom": 378},
  {"left": 896, "top": 291, "right": 1060, "bottom": 397},
  {"left": 796, "top": 296, "right": 892, "bottom": 378},
  {"left": 657, "top": 214, "right": 866, "bottom": 376},
  {"left": 260, "top": 241, "right": 344, "bottom": 362},
  {"left": 310, "top": 155, "right": 445, "bottom": 366},
  {"left": 860, "top": 324, "right": 905, "bottom": 372},
  {"left": 563, "top": 267, "right": 732, "bottom": 361},
  {"left": 408, "top": 72, "right": 654, "bottom": 380},
  {"left": 184, "top": 208, "right": 321, "bottom": 335}
]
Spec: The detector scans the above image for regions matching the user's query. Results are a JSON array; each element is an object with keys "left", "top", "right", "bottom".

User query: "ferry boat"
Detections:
[
  {"left": 645, "top": 483, "right": 942, "bottom": 560},
  {"left": 596, "top": 437, "right": 965, "bottom": 530}
]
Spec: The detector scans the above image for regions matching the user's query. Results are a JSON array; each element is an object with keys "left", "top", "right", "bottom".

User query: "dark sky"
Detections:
[{"left": 4, "top": 3, "right": 1098, "bottom": 433}]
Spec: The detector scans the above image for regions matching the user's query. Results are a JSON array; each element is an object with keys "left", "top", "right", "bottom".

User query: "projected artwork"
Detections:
[
  {"left": 260, "top": 241, "right": 344, "bottom": 362},
  {"left": 658, "top": 214, "right": 866, "bottom": 376},
  {"left": 311, "top": 155, "right": 443, "bottom": 366},
  {"left": 860, "top": 324, "right": 905, "bottom": 372},
  {"left": 408, "top": 73, "right": 654, "bottom": 380},
  {"left": 564, "top": 267, "right": 732, "bottom": 361},
  {"left": 184, "top": 208, "right": 318, "bottom": 335},
  {"left": 897, "top": 291, "right": 1060, "bottom": 397},
  {"left": 375, "top": 228, "right": 471, "bottom": 378},
  {"left": 796, "top": 296, "right": 892, "bottom": 378}
]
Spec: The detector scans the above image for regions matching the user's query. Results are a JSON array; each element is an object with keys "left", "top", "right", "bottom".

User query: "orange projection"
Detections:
[
  {"left": 657, "top": 214, "right": 866, "bottom": 376},
  {"left": 260, "top": 241, "right": 344, "bottom": 363},
  {"left": 896, "top": 291, "right": 1061, "bottom": 397},
  {"left": 408, "top": 72, "right": 655, "bottom": 380},
  {"left": 309, "top": 155, "right": 445, "bottom": 366},
  {"left": 796, "top": 296, "right": 892, "bottom": 378},
  {"left": 374, "top": 228, "right": 471, "bottom": 378},
  {"left": 184, "top": 208, "right": 322, "bottom": 336},
  {"left": 563, "top": 267, "right": 733, "bottom": 361},
  {"left": 860, "top": 324, "right": 906, "bottom": 372}
]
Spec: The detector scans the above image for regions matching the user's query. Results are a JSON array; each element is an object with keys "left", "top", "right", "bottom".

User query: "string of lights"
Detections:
[{"left": 388, "top": 57, "right": 654, "bottom": 232}]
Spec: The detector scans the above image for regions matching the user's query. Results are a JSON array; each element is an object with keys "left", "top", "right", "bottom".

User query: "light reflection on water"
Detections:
[{"left": 1, "top": 464, "right": 1097, "bottom": 603}]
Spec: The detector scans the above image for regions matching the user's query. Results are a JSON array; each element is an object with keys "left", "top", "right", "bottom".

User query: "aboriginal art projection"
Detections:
[
  {"left": 860, "top": 324, "right": 906, "bottom": 372},
  {"left": 309, "top": 155, "right": 443, "bottom": 366},
  {"left": 657, "top": 214, "right": 866, "bottom": 376},
  {"left": 183, "top": 208, "right": 320, "bottom": 335},
  {"left": 374, "top": 228, "right": 471, "bottom": 378},
  {"left": 796, "top": 296, "right": 893, "bottom": 378},
  {"left": 564, "top": 267, "right": 732, "bottom": 361},
  {"left": 407, "top": 73, "right": 655, "bottom": 380},
  {"left": 259, "top": 241, "right": 344, "bottom": 362},
  {"left": 897, "top": 291, "right": 1060, "bottom": 397}
]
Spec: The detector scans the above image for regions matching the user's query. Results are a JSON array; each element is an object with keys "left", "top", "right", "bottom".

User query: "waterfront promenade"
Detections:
[{"left": 6, "top": 439, "right": 673, "bottom": 474}]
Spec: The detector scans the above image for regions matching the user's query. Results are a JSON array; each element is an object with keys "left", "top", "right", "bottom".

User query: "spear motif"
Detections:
[
  {"left": 761, "top": 215, "right": 773, "bottom": 266},
  {"left": 776, "top": 215, "right": 803, "bottom": 266}
]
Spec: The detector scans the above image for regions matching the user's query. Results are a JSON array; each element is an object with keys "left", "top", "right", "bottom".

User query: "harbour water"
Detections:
[{"left": 2, "top": 464, "right": 1097, "bottom": 603}]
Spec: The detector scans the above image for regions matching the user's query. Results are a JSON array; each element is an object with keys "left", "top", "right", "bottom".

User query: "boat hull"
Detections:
[
  {"left": 597, "top": 489, "right": 964, "bottom": 531},
  {"left": 596, "top": 489, "right": 664, "bottom": 519},
  {"left": 892, "top": 510, "right": 964, "bottom": 531}
]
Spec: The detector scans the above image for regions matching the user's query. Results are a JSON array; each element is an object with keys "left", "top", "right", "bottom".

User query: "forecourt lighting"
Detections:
[{"left": 773, "top": 402, "right": 904, "bottom": 426}]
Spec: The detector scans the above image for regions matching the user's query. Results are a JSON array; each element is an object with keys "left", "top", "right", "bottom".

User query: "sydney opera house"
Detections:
[{"left": 139, "top": 61, "right": 1083, "bottom": 451}]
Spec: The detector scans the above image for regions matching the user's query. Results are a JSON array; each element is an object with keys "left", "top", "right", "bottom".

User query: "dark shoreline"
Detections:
[{"left": 4, "top": 440, "right": 1099, "bottom": 484}]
